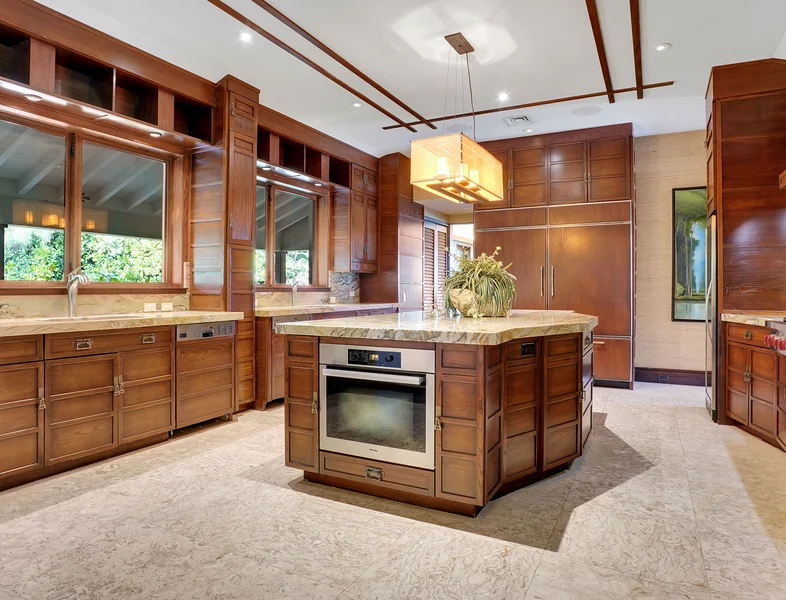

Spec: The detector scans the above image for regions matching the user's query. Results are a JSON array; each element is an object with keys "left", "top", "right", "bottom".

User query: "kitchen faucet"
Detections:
[
  {"left": 291, "top": 282, "right": 299, "bottom": 306},
  {"left": 66, "top": 267, "right": 90, "bottom": 317}
]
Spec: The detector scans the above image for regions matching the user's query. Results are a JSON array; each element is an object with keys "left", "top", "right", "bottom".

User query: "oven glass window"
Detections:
[{"left": 325, "top": 375, "right": 426, "bottom": 453}]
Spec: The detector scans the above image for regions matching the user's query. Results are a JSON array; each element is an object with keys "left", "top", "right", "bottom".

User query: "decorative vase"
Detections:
[{"left": 448, "top": 288, "right": 512, "bottom": 318}]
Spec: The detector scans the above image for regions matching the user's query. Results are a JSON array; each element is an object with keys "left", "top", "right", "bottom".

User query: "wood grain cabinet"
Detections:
[
  {"left": 0, "top": 361, "right": 45, "bottom": 480},
  {"left": 777, "top": 354, "right": 786, "bottom": 451},
  {"left": 283, "top": 336, "right": 319, "bottom": 472},
  {"left": 331, "top": 164, "right": 379, "bottom": 274},
  {"left": 176, "top": 337, "right": 234, "bottom": 429},
  {"left": 119, "top": 346, "right": 175, "bottom": 444}
]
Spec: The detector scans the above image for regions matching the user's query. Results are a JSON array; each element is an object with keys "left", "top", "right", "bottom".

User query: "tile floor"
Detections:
[{"left": 1, "top": 383, "right": 786, "bottom": 599}]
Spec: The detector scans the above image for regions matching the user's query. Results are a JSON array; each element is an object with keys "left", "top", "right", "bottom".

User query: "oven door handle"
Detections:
[{"left": 322, "top": 367, "right": 425, "bottom": 386}]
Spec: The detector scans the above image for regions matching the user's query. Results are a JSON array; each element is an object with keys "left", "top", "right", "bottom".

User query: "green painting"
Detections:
[{"left": 672, "top": 187, "right": 708, "bottom": 321}]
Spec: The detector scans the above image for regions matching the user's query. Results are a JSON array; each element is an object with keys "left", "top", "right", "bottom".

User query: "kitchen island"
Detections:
[{"left": 276, "top": 310, "right": 597, "bottom": 516}]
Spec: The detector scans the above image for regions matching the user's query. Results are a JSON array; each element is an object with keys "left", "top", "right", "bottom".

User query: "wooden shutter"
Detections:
[
  {"left": 424, "top": 227, "right": 435, "bottom": 310},
  {"left": 435, "top": 229, "right": 448, "bottom": 309}
]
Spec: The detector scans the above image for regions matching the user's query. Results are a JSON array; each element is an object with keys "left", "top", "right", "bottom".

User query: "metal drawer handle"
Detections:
[
  {"left": 744, "top": 331, "right": 753, "bottom": 340},
  {"left": 141, "top": 333, "right": 156, "bottom": 344},
  {"left": 593, "top": 341, "right": 605, "bottom": 346},
  {"left": 311, "top": 391, "right": 318, "bottom": 414},
  {"left": 364, "top": 466, "right": 384, "bottom": 481},
  {"left": 74, "top": 339, "right": 93, "bottom": 350}
]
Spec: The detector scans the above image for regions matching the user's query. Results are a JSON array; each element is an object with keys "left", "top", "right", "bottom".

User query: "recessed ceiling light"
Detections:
[
  {"left": 239, "top": 32, "right": 253, "bottom": 44},
  {"left": 571, "top": 105, "right": 602, "bottom": 117},
  {"left": 350, "top": 102, "right": 362, "bottom": 108},
  {"left": 655, "top": 43, "right": 671, "bottom": 52},
  {"left": 24, "top": 94, "right": 43, "bottom": 102},
  {"left": 498, "top": 92, "right": 509, "bottom": 102}
]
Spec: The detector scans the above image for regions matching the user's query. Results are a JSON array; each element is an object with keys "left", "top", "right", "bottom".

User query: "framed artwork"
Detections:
[{"left": 672, "top": 187, "right": 708, "bottom": 321}]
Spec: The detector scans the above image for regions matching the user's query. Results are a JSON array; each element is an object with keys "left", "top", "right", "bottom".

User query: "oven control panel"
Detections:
[{"left": 348, "top": 348, "right": 402, "bottom": 369}]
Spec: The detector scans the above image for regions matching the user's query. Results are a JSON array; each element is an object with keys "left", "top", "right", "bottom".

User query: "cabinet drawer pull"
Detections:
[
  {"left": 364, "top": 466, "right": 384, "bottom": 481},
  {"left": 744, "top": 331, "right": 753, "bottom": 340},
  {"left": 311, "top": 391, "right": 318, "bottom": 414},
  {"left": 593, "top": 341, "right": 606, "bottom": 346},
  {"left": 38, "top": 388, "right": 46, "bottom": 410},
  {"left": 74, "top": 339, "right": 93, "bottom": 350},
  {"left": 141, "top": 333, "right": 156, "bottom": 344}
]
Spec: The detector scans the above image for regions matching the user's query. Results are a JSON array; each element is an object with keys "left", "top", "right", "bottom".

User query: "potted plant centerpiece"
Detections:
[{"left": 444, "top": 247, "right": 516, "bottom": 318}]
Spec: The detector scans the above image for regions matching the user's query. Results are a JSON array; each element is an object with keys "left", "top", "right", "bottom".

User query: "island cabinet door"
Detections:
[
  {"left": 726, "top": 341, "right": 751, "bottom": 426},
  {"left": 542, "top": 334, "right": 583, "bottom": 470},
  {"left": 0, "top": 362, "right": 45, "bottom": 480},
  {"left": 502, "top": 339, "right": 541, "bottom": 482},
  {"left": 284, "top": 336, "right": 319, "bottom": 473},
  {"left": 435, "top": 344, "right": 486, "bottom": 505},
  {"left": 777, "top": 355, "right": 786, "bottom": 451}
]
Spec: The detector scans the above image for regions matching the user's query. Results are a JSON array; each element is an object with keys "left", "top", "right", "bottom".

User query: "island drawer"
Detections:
[
  {"left": 727, "top": 323, "right": 774, "bottom": 348},
  {"left": 0, "top": 336, "right": 43, "bottom": 366},
  {"left": 46, "top": 327, "right": 173, "bottom": 359},
  {"left": 319, "top": 451, "right": 435, "bottom": 497}
]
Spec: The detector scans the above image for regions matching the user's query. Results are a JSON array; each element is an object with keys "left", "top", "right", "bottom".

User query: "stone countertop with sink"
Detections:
[
  {"left": 0, "top": 311, "right": 245, "bottom": 337},
  {"left": 255, "top": 303, "right": 398, "bottom": 318},
  {"left": 721, "top": 312, "right": 786, "bottom": 328},
  {"left": 274, "top": 309, "right": 597, "bottom": 345}
]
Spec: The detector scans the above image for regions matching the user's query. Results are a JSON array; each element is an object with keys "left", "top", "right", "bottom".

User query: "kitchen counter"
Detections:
[
  {"left": 721, "top": 312, "right": 786, "bottom": 327},
  {"left": 0, "top": 310, "right": 244, "bottom": 337},
  {"left": 255, "top": 303, "right": 398, "bottom": 318},
  {"left": 275, "top": 309, "right": 597, "bottom": 345}
]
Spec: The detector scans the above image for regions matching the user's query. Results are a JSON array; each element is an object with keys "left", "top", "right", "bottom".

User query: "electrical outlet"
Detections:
[
  {"left": 160, "top": 302, "right": 174, "bottom": 312},
  {"left": 350, "top": 290, "right": 357, "bottom": 297},
  {"left": 143, "top": 303, "right": 157, "bottom": 313},
  {"left": 329, "top": 297, "right": 337, "bottom": 304}
]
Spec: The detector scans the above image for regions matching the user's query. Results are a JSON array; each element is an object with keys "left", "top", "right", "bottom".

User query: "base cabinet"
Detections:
[{"left": 0, "top": 362, "right": 45, "bottom": 479}]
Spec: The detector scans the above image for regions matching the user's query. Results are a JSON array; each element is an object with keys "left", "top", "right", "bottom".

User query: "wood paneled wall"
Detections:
[{"left": 359, "top": 153, "right": 424, "bottom": 310}]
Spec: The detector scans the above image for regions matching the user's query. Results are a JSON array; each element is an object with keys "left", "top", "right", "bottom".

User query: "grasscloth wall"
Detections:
[{"left": 634, "top": 131, "right": 705, "bottom": 371}]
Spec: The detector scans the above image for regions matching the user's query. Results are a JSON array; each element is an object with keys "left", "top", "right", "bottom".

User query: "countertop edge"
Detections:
[
  {"left": 254, "top": 303, "right": 399, "bottom": 317},
  {"left": 721, "top": 312, "right": 786, "bottom": 327}
]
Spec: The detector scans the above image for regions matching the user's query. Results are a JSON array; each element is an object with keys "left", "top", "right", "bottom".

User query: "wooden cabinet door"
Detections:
[
  {"left": 271, "top": 332, "right": 286, "bottom": 400},
  {"left": 365, "top": 170, "right": 378, "bottom": 195},
  {"left": 119, "top": 346, "right": 175, "bottom": 443},
  {"left": 476, "top": 150, "right": 510, "bottom": 209},
  {"left": 365, "top": 195, "right": 378, "bottom": 263},
  {"left": 475, "top": 228, "right": 547, "bottom": 310},
  {"left": 511, "top": 147, "right": 548, "bottom": 207},
  {"left": 548, "top": 224, "right": 631, "bottom": 336},
  {"left": 350, "top": 191, "right": 366, "bottom": 265},
  {"left": 778, "top": 355, "right": 786, "bottom": 451},
  {"left": 725, "top": 341, "right": 750, "bottom": 425},
  {"left": 352, "top": 164, "right": 366, "bottom": 191},
  {"left": 284, "top": 336, "right": 319, "bottom": 472},
  {"left": 0, "top": 362, "right": 45, "bottom": 480},
  {"left": 226, "top": 131, "right": 256, "bottom": 246},
  {"left": 549, "top": 142, "right": 587, "bottom": 204},
  {"left": 542, "top": 335, "right": 582, "bottom": 470},
  {"left": 749, "top": 346, "right": 777, "bottom": 436},
  {"left": 45, "top": 354, "right": 119, "bottom": 466},
  {"left": 588, "top": 138, "right": 630, "bottom": 202},
  {"left": 176, "top": 338, "right": 234, "bottom": 428}
]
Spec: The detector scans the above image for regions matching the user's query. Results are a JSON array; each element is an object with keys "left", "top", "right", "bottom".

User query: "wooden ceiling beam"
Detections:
[
  {"left": 381, "top": 81, "right": 674, "bottom": 130},
  {"left": 629, "top": 0, "right": 644, "bottom": 99},
  {"left": 250, "top": 0, "right": 436, "bottom": 130},
  {"left": 207, "top": 0, "right": 418, "bottom": 133},
  {"left": 585, "top": 0, "right": 615, "bottom": 104}
]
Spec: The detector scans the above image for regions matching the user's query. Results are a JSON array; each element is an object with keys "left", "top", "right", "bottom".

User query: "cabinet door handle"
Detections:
[
  {"left": 551, "top": 265, "right": 555, "bottom": 297},
  {"left": 311, "top": 391, "right": 318, "bottom": 414},
  {"left": 141, "top": 333, "right": 156, "bottom": 344},
  {"left": 38, "top": 388, "right": 46, "bottom": 410},
  {"left": 113, "top": 376, "right": 122, "bottom": 396},
  {"left": 593, "top": 341, "right": 606, "bottom": 346},
  {"left": 540, "top": 266, "right": 544, "bottom": 297},
  {"left": 74, "top": 339, "right": 93, "bottom": 351}
]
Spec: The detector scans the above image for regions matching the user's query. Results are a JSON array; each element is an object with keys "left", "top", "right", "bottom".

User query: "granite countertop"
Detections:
[
  {"left": 255, "top": 303, "right": 398, "bottom": 318},
  {"left": 0, "top": 311, "right": 245, "bottom": 337},
  {"left": 721, "top": 312, "right": 786, "bottom": 327},
  {"left": 274, "top": 309, "right": 598, "bottom": 345}
]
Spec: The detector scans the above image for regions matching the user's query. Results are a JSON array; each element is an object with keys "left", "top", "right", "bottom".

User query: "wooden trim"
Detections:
[
  {"left": 779, "top": 168, "right": 786, "bottom": 190},
  {"left": 585, "top": 0, "right": 615, "bottom": 104},
  {"left": 206, "top": 0, "right": 417, "bottom": 133},
  {"left": 481, "top": 124, "right": 633, "bottom": 152},
  {"left": 634, "top": 367, "right": 704, "bottom": 387},
  {"left": 250, "top": 0, "right": 435, "bottom": 130},
  {"left": 319, "top": 337, "right": 434, "bottom": 350},
  {"left": 0, "top": 0, "right": 215, "bottom": 104},
  {"left": 629, "top": 0, "right": 643, "bottom": 99},
  {"left": 382, "top": 82, "right": 672, "bottom": 130}
]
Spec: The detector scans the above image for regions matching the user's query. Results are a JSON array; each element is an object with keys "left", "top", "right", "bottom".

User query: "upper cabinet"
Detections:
[
  {"left": 331, "top": 164, "right": 379, "bottom": 274},
  {"left": 477, "top": 136, "right": 631, "bottom": 210}
]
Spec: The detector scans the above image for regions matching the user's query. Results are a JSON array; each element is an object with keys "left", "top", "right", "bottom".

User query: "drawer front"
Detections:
[
  {"left": 121, "top": 401, "right": 174, "bottom": 442},
  {"left": 46, "top": 327, "right": 172, "bottom": 359},
  {"left": 320, "top": 451, "right": 434, "bottom": 496},
  {"left": 592, "top": 337, "right": 631, "bottom": 382},
  {"left": 727, "top": 323, "right": 774, "bottom": 348},
  {"left": 177, "top": 339, "right": 233, "bottom": 373},
  {"left": 0, "top": 336, "right": 43, "bottom": 366},
  {"left": 121, "top": 348, "right": 173, "bottom": 383},
  {"left": 176, "top": 387, "right": 233, "bottom": 428},
  {"left": 178, "top": 366, "right": 233, "bottom": 397}
]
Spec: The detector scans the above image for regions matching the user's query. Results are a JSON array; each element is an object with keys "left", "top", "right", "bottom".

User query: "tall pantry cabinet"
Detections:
[{"left": 475, "top": 124, "right": 635, "bottom": 387}]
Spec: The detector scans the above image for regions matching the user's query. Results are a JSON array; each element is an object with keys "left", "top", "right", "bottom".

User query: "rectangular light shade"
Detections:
[{"left": 410, "top": 133, "right": 503, "bottom": 204}]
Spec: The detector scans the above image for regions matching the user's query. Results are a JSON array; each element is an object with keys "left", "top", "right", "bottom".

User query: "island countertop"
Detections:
[
  {"left": 274, "top": 309, "right": 598, "bottom": 345},
  {"left": 0, "top": 311, "right": 245, "bottom": 337},
  {"left": 255, "top": 303, "right": 398, "bottom": 318}
]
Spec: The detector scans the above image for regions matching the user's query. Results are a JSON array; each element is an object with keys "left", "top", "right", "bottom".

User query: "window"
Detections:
[
  {"left": 80, "top": 143, "right": 166, "bottom": 282},
  {"left": 423, "top": 222, "right": 449, "bottom": 311},
  {"left": 255, "top": 184, "right": 316, "bottom": 287},
  {"left": 254, "top": 184, "right": 266, "bottom": 285},
  {"left": 0, "top": 121, "right": 66, "bottom": 281}
]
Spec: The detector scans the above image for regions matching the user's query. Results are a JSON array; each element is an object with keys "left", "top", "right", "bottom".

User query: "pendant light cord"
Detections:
[{"left": 465, "top": 53, "right": 477, "bottom": 140}]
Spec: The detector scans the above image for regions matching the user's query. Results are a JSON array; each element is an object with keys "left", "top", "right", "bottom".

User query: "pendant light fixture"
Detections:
[{"left": 410, "top": 33, "right": 503, "bottom": 205}]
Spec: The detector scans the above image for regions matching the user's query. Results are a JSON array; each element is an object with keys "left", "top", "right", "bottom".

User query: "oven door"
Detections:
[{"left": 319, "top": 365, "right": 435, "bottom": 470}]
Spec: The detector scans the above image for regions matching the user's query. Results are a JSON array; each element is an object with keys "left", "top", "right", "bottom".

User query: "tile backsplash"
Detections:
[
  {"left": 330, "top": 272, "right": 360, "bottom": 304},
  {"left": 0, "top": 293, "right": 189, "bottom": 319}
]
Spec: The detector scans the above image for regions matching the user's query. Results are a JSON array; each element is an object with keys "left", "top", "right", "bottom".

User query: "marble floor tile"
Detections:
[
  {"left": 525, "top": 554, "right": 710, "bottom": 600},
  {"left": 343, "top": 521, "right": 542, "bottom": 600},
  {"left": 0, "top": 587, "right": 25, "bottom": 600},
  {"left": 546, "top": 502, "right": 707, "bottom": 586}
]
